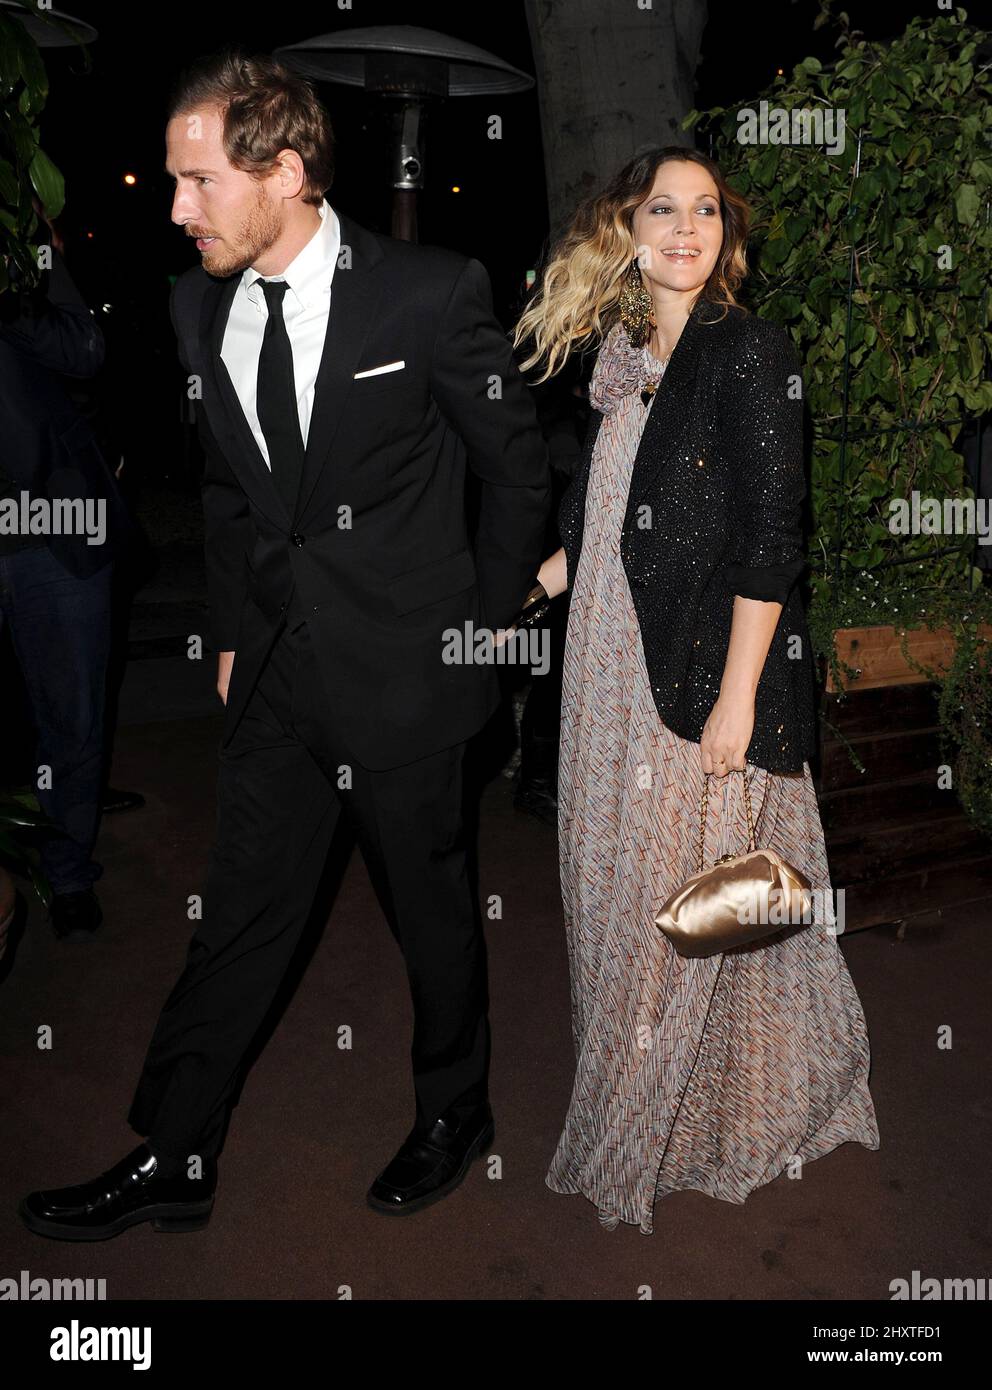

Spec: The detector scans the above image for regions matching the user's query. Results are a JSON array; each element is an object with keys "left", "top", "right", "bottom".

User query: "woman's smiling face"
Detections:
[{"left": 631, "top": 159, "right": 724, "bottom": 298}]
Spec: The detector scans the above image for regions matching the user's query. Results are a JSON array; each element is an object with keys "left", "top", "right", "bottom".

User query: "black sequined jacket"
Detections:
[{"left": 558, "top": 298, "right": 817, "bottom": 774}]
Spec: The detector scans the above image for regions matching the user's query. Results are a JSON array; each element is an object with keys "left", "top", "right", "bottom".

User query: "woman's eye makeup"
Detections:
[{"left": 648, "top": 202, "right": 717, "bottom": 215}]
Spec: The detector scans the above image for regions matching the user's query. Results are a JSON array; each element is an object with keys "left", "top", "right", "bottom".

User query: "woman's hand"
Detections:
[
  {"left": 701, "top": 594, "right": 781, "bottom": 775},
  {"left": 699, "top": 692, "right": 754, "bottom": 776},
  {"left": 495, "top": 580, "right": 548, "bottom": 647},
  {"left": 497, "top": 554, "right": 565, "bottom": 647}
]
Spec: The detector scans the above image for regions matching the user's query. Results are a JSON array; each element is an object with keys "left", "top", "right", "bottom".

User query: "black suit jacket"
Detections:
[
  {"left": 0, "top": 249, "right": 130, "bottom": 576},
  {"left": 171, "top": 211, "right": 550, "bottom": 770},
  {"left": 559, "top": 299, "right": 817, "bottom": 774}
]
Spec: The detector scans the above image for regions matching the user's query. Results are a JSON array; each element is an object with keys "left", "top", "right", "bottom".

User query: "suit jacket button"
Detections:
[{"left": 291, "top": 532, "right": 305, "bottom": 546}]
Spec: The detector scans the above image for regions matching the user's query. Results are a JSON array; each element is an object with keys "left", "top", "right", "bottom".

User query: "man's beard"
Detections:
[{"left": 197, "top": 187, "right": 282, "bottom": 277}]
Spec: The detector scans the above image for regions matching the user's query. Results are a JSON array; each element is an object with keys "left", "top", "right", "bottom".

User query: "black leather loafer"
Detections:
[
  {"left": 19, "top": 1144, "right": 216, "bottom": 1241},
  {"left": 367, "top": 1103, "right": 495, "bottom": 1215}
]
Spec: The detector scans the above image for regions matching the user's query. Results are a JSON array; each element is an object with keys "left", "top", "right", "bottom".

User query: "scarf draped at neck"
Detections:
[{"left": 588, "top": 322, "right": 666, "bottom": 415}]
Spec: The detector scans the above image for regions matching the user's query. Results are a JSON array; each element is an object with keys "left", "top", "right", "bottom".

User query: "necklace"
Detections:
[{"left": 640, "top": 343, "right": 671, "bottom": 407}]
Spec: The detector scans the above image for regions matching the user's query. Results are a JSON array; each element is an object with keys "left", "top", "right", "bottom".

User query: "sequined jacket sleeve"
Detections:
[{"left": 719, "top": 315, "right": 806, "bottom": 605}]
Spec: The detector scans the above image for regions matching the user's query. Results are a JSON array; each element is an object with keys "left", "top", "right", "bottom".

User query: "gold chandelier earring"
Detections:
[{"left": 618, "top": 258, "right": 656, "bottom": 349}]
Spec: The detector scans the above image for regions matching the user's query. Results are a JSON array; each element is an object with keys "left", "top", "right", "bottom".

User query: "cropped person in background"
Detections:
[{"left": 0, "top": 201, "right": 132, "bottom": 940}]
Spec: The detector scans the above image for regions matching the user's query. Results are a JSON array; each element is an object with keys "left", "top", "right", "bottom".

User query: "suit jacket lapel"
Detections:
[
  {"left": 294, "top": 210, "right": 386, "bottom": 523},
  {"left": 197, "top": 209, "right": 387, "bottom": 532},
  {"left": 201, "top": 273, "right": 290, "bottom": 530}
]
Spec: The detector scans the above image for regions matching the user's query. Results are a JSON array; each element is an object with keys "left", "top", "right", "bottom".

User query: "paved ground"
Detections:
[
  {"left": 0, "top": 483, "right": 989, "bottom": 1300},
  {"left": 1, "top": 691, "right": 989, "bottom": 1299}
]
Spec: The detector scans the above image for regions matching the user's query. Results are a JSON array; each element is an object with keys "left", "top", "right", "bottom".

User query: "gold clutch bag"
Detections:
[{"left": 654, "top": 768, "right": 813, "bottom": 959}]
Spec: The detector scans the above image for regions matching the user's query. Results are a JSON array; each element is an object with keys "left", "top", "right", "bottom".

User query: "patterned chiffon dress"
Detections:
[{"left": 545, "top": 339, "right": 880, "bottom": 1235}]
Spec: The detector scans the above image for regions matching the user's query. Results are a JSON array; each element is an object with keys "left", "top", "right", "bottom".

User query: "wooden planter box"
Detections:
[
  {"left": 826, "top": 623, "right": 992, "bottom": 692},
  {"left": 817, "top": 625, "right": 992, "bottom": 933}
]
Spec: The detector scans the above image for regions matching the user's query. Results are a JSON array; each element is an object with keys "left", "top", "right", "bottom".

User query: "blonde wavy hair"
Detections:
[{"left": 513, "top": 146, "right": 751, "bottom": 382}]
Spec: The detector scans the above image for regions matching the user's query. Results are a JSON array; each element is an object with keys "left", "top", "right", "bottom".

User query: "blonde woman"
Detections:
[{"left": 514, "top": 146, "right": 879, "bottom": 1234}]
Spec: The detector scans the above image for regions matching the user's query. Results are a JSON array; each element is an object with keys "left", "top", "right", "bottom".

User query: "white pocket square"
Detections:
[{"left": 353, "top": 360, "right": 405, "bottom": 378}]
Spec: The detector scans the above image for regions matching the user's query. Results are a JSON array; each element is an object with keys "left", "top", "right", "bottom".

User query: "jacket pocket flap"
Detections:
[{"left": 385, "top": 548, "right": 476, "bottom": 616}]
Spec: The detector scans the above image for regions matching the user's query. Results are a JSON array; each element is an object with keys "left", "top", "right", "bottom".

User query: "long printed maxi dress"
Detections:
[{"left": 546, "top": 342, "right": 880, "bottom": 1235}]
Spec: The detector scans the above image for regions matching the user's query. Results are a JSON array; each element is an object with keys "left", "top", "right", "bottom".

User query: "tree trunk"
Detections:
[{"left": 524, "top": 0, "right": 708, "bottom": 239}]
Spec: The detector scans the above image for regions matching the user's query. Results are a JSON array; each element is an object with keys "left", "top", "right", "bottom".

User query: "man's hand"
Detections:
[{"left": 217, "top": 650, "right": 235, "bottom": 705}]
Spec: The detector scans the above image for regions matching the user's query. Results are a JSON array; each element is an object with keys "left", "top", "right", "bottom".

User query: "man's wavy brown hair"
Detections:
[
  {"left": 514, "top": 146, "right": 751, "bottom": 382},
  {"left": 167, "top": 47, "right": 335, "bottom": 207}
]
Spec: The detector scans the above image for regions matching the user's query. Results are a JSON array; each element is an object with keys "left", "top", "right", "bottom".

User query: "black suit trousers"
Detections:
[{"left": 126, "top": 618, "right": 490, "bottom": 1161}]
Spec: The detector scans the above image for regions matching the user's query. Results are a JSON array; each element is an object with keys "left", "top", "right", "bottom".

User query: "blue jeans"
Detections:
[{"left": 0, "top": 545, "right": 112, "bottom": 895}]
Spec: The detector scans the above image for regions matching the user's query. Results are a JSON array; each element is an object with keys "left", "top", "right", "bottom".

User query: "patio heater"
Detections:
[{"left": 275, "top": 26, "right": 534, "bottom": 242}]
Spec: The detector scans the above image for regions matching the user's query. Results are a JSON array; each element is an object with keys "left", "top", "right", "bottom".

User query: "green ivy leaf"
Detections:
[
  {"left": 954, "top": 183, "right": 980, "bottom": 225},
  {"left": 27, "top": 146, "right": 63, "bottom": 221}
]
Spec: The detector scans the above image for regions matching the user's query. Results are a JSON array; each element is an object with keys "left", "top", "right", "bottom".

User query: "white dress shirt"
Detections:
[{"left": 220, "top": 198, "right": 341, "bottom": 469}]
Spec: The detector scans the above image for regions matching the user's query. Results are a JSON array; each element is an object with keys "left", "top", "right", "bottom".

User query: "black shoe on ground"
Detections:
[
  {"left": 367, "top": 1102, "right": 494, "bottom": 1215},
  {"left": 50, "top": 889, "right": 102, "bottom": 942},
  {"left": 102, "top": 787, "right": 146, "bottom": 814},
  {"left": 19, "top": 1144, "right": 216, "bottom": 1241}
]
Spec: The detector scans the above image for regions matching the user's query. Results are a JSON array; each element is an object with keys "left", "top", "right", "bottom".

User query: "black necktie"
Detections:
[{"left": 256, "top": 279, "right": 304, "bottom": 519}]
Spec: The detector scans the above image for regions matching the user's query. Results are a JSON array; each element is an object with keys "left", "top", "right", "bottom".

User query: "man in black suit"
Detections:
[{"left": 20, "top": 50, "right": 549, "bottom": 1239}]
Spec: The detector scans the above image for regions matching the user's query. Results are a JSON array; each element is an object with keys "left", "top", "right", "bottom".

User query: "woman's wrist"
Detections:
[
  {"left": 718, "top": 672, "right": 758, "bottom": 703},
  {"left": 537, "top": 548, "right": 568, "bottom": 599},
  {"left": 507, "top": 580, "right": 552, "bottom": 633}
]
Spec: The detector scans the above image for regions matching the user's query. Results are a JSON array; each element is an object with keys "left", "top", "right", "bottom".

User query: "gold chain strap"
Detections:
[{"left": 695, "top": 768, "right": 756, "bottom": 874}]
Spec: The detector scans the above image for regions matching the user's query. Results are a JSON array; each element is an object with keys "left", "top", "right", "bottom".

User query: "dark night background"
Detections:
[
  {"left": 40, "top": 4, "right": 934, "bottom": 325},
  {"left": 43, "top": 0, "right": 938, "bottom": 287},
  {"left": 27, "top": 0, "right": 942, "bottom": 487}
]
